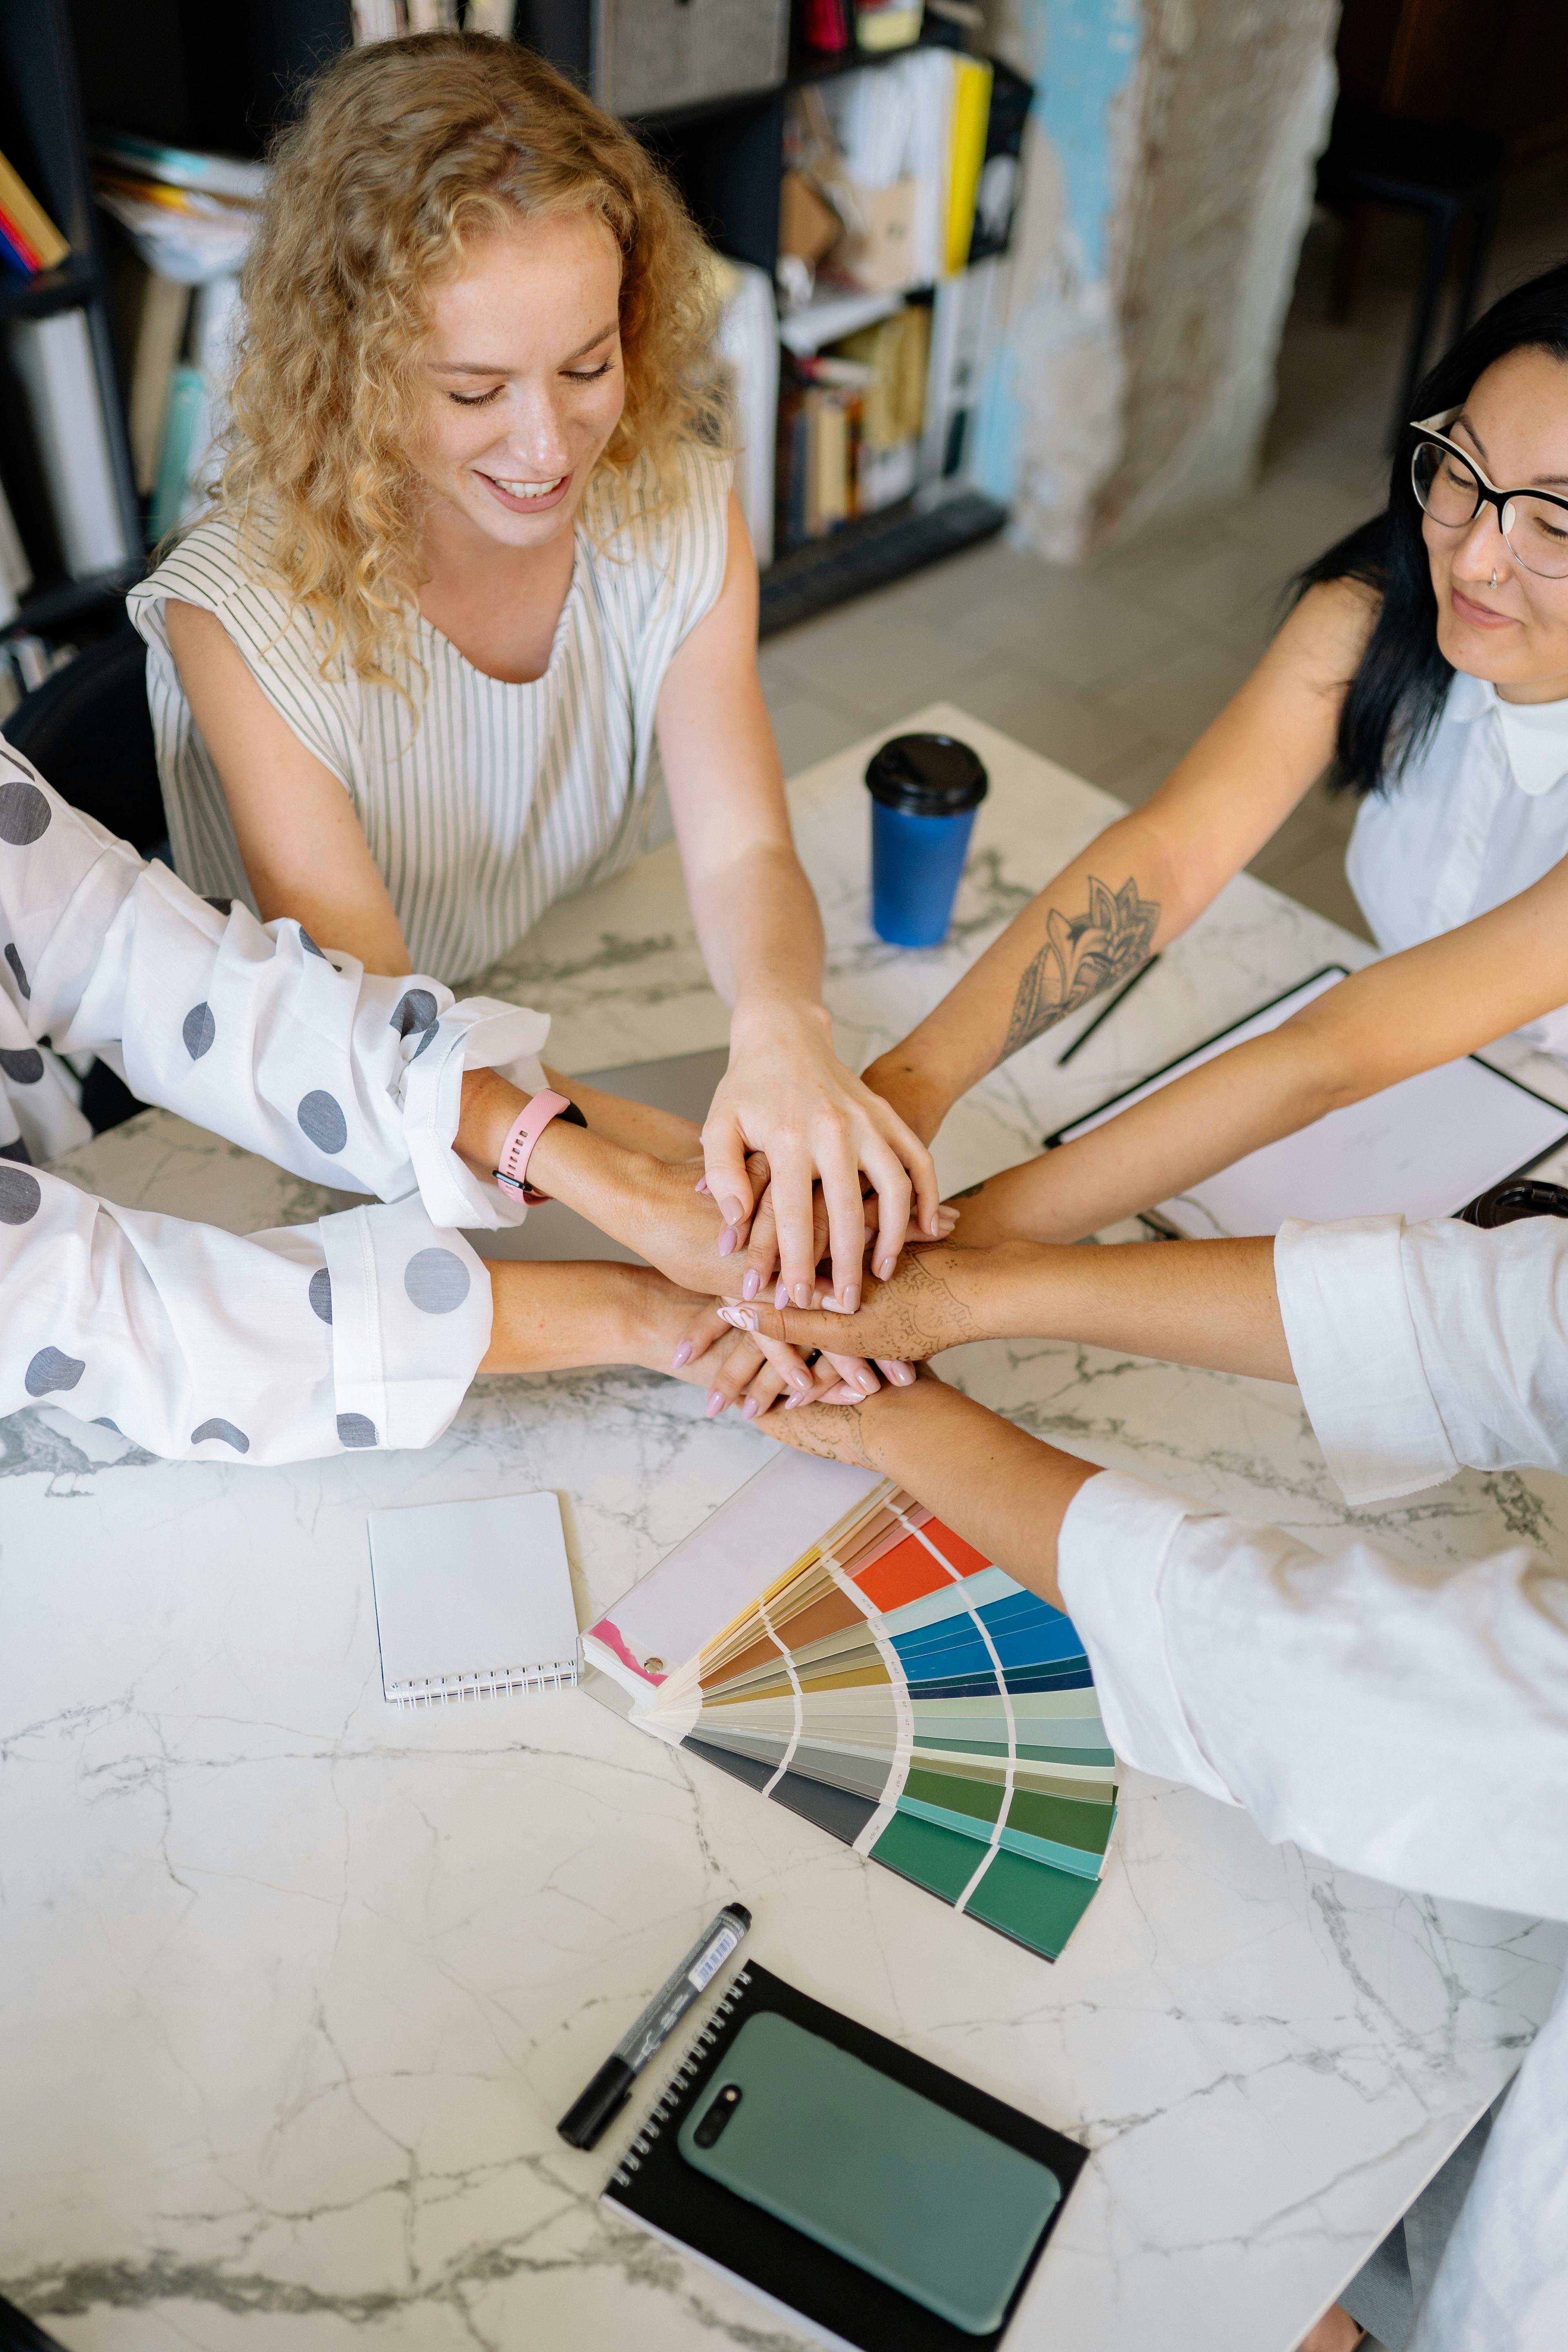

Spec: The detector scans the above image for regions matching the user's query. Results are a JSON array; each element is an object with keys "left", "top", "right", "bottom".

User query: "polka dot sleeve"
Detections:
[
  {"left": 0, "top": 1166, "right": 490, "bottom": 1465},
  {"left": 0, "top": 738, "right": 547, "bottom": 1229}
]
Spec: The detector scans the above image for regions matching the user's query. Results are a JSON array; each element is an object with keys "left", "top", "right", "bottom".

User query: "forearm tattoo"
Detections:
[{"left": 998, "top": 874, "right": 1159, "bottom": 1064}]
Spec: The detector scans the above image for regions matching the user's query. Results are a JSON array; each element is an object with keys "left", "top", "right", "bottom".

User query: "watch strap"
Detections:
[{"left": 494, "top": 1091, "right": 586, "bottom": 1202}]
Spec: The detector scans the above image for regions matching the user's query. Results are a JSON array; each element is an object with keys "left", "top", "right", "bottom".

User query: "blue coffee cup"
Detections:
[{"left": 866, "top": 733, "right": 989, "bottom": 947}]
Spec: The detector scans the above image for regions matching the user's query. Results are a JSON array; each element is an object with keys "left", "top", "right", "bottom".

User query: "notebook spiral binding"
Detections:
[
  {"left": 390, "top": 1656, "right": 579, "bottom": 1709},
  {"left": 609, "top": 1966, "right": 754, "bottom": 2189}
]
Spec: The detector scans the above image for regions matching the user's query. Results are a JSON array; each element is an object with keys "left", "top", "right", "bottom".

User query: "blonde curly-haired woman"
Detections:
[{"left": 129, "top": 32, "right": 939, "bottom": 1314}]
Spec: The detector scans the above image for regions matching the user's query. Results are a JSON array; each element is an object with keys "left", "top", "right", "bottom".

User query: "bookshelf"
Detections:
[
  {"left": 4, "top": 1, "right": 1016, "bottom": 670},
  {"left": 0, "top": 0, "right": 142, "bottom": 648}
]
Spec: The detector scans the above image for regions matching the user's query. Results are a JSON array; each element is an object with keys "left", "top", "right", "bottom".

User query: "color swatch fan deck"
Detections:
[{"left": 584, "top": 1455, "right": 1117, "bottom": 1960}]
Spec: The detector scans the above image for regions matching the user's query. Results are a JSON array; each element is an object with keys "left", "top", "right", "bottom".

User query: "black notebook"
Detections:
[{"left": 601, "top": 1962, "right": 1086, "bottom": 2351}]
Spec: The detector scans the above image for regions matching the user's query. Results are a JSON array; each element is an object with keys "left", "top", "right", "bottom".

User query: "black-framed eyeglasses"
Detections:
[{"left": 1409, "top": 407, "right": 1568, "bottom": 580}]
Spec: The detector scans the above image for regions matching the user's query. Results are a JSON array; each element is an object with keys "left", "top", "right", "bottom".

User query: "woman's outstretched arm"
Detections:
[
  {"left": 714, "top": 1236, "right": 1292, "bottom": 1383},
  {"left": 655, "top": 491, "right": 940, "bottom": 1311},
  {"left": 940, "top": 854, "right": 1568, "bottom": 1248},
  {"left": 860, "top": 581, "right": 1371, "bottom": 1143}
]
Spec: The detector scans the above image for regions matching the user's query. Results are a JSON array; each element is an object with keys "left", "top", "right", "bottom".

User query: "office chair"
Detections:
[{"left": 4, "top": 622, "right": 165, "bottom": 1131}]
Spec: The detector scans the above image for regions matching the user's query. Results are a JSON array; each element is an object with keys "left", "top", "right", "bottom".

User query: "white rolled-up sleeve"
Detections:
[
  {"left": 1058, "top": 1467, "right": 1568, "bottom": 1922},
  {"left": 0, "top": 740, "right": 545, "bottom": 1226},
  {"left": 1277, "top": 1212, "right": 1568, "bottom": 1504},
  {"left": 0, "top": 1161, "right": 490, "bottom": 1465}
]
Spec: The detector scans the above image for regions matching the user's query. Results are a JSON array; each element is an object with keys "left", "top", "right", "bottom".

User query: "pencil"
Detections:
[{"left": 1055, "top": 953, "right": 1161, "bottom": 1066}]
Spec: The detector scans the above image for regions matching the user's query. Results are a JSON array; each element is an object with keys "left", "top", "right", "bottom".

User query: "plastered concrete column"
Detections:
[{"left": 975, "top": 0, "right": 1338, "bottom": 561}]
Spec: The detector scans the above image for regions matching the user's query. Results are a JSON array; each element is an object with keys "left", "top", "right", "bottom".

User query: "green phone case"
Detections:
[{"left": 676, "top": 2010, "right": 1062, "bottom": 2336}]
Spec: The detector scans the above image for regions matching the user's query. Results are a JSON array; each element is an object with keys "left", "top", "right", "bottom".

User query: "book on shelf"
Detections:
[
  {"left": 775, "top": 300, "right": 931, "bottom": 551},
  {"left": 0, "top": 473, "right": 33, "bottom": 630},
  {"left": 0, "top": 148, "right": 69, "bottom": 278},
  {"left": 92, "top": 135, "right": 268, "bottom": 207},
  {"left": 7, "top": 309, "right": 132, "bottom": 579},
  {"left": 782, "top": 47, "right": 999, "bottom": 311},
  {"left": 350, "top": 0, "right": 459, "bottom": 38},
  {"left": 710, "top": 255, "right": 780, "bottom": 569},
  {"left": 149, "top": 276, "right": 243, "bottom": 543},
  {"left": 922, "top": 250, "right": 1008, "bottom": 487}
]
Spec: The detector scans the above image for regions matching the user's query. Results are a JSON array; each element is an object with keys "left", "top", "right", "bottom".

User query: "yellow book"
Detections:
[
  {"left": 0, "top": 148, "right": 68, "bottom": 271},
  {"left": 944, "top": 57, "right": 993, "bottom": 277}
]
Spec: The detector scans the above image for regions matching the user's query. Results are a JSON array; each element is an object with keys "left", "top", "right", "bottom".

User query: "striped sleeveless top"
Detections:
[{"left": 129, "top": 444, "right": 731, "bottom": 984}]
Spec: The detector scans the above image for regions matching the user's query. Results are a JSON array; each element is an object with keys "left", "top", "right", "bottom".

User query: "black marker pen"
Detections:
[{"left": 557, "top": 1902, "right": 752, "bottom": 2151}]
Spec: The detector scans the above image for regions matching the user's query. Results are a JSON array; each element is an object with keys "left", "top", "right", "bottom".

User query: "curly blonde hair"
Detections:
[{"left": 216, "top": 31, "right": 725, "bottom": 690}]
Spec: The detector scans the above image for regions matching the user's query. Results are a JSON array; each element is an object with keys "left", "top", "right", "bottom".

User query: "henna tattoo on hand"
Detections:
[
  {"left": 846, "top": 1249, "right": 978, "bottom": 1361},
  {"left": 998, "top": 874, "right": 1160, "bottom": 1064}
]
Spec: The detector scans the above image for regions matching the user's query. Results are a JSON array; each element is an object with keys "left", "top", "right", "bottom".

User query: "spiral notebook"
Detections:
[
  {"left": 602, "top": 1960, "right": 1085, "bottom": 2352},
  {"left": 367, "top": 1491, "right": 580, "bottom": 1707}
]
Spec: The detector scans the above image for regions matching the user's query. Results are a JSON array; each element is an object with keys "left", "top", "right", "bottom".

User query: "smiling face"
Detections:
[
  {"left": 417, "top": 207, "right": 626, "bottom": 550},
  {"left": 1426, "top": 344, "right": 1568, "bottom": 703}
]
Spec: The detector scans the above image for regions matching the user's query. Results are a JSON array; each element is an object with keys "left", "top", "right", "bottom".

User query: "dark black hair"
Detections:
[{"left": 1297, "top": 260, "right": 1568, "bottom": 794}]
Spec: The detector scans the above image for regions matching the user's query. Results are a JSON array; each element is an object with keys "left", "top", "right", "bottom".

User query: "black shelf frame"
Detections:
[{"left": 0, "top": 0, "right": 143, "bottom": 645}]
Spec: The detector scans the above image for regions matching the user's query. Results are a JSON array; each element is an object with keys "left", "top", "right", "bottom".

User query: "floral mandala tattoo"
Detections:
[{"left": 998, "top": 874, "right": 1160, "bottom": 1063}]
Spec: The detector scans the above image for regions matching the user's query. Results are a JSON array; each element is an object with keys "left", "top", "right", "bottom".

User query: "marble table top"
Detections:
[{"left": 4, "top": 705, "right": 1564, "bottom": 2352}]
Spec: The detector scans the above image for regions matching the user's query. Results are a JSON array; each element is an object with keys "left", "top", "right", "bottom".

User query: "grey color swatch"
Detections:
[
  {"left": 298, "top": 927, "right": 327, "bottom": 960},
  {"left": 309, "top": 1267, "right": 333, "bottom": 1324},
  {"left": 412, "top": 1021, "right": 440, "bottom": 1060},
  {"left": 390, "top": 989, "right": 438, "bottom": 1040},
  {"left": 298, "top": 1090, "right": 348, "bottom": 1155},
  {"left": 0, "top": 780, "right": 51, "bottom": 845},
  {"left": 403, "top": 1247, "right": 470, "bottom": 1315},
  {"left": 4, "top": 942, "right": 29, "bottom": 998},
  {"left": 26, "top": 1347, "right": 85, "bottom": 1397},
  {"left": 336, "top": 1412, "right": 378, "bottom": 1447},
  {"left": 191, "top": 1417, "right": 250, "bottom": 1452},
  {"left": 0, "top": 1166, "right": 42, "bottom": 1223},
  {"left": 182, "top": 1002, "right": 216, "bottom": 1060},
  {"left": 0, "top": 1047, "right": 42, "bottom": 1083}
]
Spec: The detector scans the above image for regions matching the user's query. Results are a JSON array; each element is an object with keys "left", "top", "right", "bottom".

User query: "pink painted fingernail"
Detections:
[
  {"left": 784, "top": 1391, "right": 808, "bottom": 1409},
  {"left": 841, "top": 1285, "right": 860, "bottom": 1316},
  {"left": 875, "top": 1255, "right": 896, "bottom": 1281},
  {"left": 695, "top": 1176, "right": 710, "bottom": 1194},
  {"left": 789, "top": 1369, "right": 813, "bottom": 1393},
  {"left": 671, "top": 1340, "right": 693, "bottom": 1369},
  {"left": 889, "top": 1362, "right": 914, "bottom": 1386},
  {"left": 742, "top": 1269, "right": 760, "bottom": 1301},
  {"left": 741, "top": 1396, "right": 759, "bottom": 1421},
  {"left": 721, "top": 1197, "right": 745, "bottom": 1227},
  {"left": 775, "top": 1281, "right": 790, "bottom": 1311},
  {"left": 705, "top": 1390, "right": 726, "bottom": 1418},
  {"left": 855, "top": 1371, "right": 878, "bottom": 1396},
  {"left": 794, "top": 1283, "right": 812, "bottom": 1309},
  {"left": 719, "top": 1226, "right": 739, "bottom": 1257}
]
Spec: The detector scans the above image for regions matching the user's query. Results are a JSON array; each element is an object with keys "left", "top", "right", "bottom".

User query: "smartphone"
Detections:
[{"left": 676, "top": 2011, "right": 1062, "bottom": 2336}]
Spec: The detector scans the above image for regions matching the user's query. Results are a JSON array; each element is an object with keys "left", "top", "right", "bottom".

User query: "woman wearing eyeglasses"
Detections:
[{"left": 843, "top": 261, "right": 1568, "bottom": 1256}]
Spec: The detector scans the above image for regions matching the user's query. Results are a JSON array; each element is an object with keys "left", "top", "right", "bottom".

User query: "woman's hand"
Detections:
[
  {"left": 621, "top": 1269, "right": 863, "bottom": 1421},
  {"left": 715, "top": 1243, "right": 995, "bottom": 1364},
  {"left": 729, "top": 1178, "right": 960, "bottom": 1308},
  {"left": 701, "top": 997, "right": 942, "bottom": 1308}
]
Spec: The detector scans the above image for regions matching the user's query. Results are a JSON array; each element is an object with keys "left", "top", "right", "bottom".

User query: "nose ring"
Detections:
[{"left": 1490, "top": 568, "right": 1497, "bottom": 589}]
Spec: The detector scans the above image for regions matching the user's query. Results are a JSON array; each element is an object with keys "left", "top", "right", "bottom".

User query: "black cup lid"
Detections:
[{"left": 865, "top": 733, "right": 989, "bottom": 815}]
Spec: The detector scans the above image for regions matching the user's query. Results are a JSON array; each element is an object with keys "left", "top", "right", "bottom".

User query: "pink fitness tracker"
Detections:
[{"left": 494, "top": 1090, "right": 587, "bottom": 1203}]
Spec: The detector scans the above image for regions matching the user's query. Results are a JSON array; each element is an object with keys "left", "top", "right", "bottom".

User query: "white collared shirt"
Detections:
[
  {"left": 1058, "top": 1212, "right": 1568, "bottom": 2350},
  {"left": 1346, "top": 669, "right": 1568, "bottom": 1056}
]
